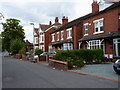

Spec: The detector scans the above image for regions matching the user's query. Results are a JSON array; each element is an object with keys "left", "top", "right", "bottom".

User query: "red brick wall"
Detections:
[
  {"left": 81, "top": 7, "right": 119, "bottom": 55},
  {"left": 44, "top": 27, "right": 54, "bottom": 52},
  {"left": 82, "top": 7, "right": 119, "bottom": 36},
  {"left": 73, "top": 22, "right": 83, "bottom": 49}
]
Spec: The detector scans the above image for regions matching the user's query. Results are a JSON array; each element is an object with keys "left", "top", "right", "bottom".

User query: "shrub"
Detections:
[
  {"left": 53, "top": 49, "right": 104, "bottom": 65},
  {"left": 10, "top": 39, "right": 25, "bottom": 54},
  {"left": 67, "top": 57, "right": 74, "bottom": 69},
  {"left": 35, "top": 48, "right": 43, "bottom": 55},
  {"left": 74, "top": 59, "right": 85, "bottom": 68},
  {"left": 19, "top": 47, "right": 26, "bottom": 56}
]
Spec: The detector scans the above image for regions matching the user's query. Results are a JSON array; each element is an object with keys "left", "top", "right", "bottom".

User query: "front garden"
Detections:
[{"left": 53, "top": 49, "right": 104, "bottom": 69}]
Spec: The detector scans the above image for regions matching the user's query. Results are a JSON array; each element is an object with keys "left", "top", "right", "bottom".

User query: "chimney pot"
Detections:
[{"left": 55, "top": 17, "right": 59, "bottom": 23}]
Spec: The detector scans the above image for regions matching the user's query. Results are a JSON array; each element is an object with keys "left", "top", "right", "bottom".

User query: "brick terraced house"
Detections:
[{"left": 33, "top": 0, "right": 120, "bottom": 58}]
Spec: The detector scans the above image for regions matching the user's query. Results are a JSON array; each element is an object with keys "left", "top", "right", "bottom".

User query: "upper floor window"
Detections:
[
  {"left": 35, "top": 37, "right": 38, "bottom": 44},
  {"left": 57, "top": 32, "right": 59, "bottom": 41},
  {"left": 51, "top": 33, "right": 55, "bottom": 42},
  {"left": 67, "top": 28, "right": 72, "bottom": 39},
  {"left": 84, "top": 23, "right": 88, "bottom": 36},
  {"left": 61, "top": 31, "right": 64, "bottom": 40},
  {"left": 93, "top": 18, "right": 104, "bottom": 34},
  {"left": 40, "top": 34, "right": 44, "bottom": 43}
]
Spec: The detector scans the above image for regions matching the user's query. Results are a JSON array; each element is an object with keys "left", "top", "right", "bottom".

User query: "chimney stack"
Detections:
[
  {"left": 62, "top": 16, "right": 68, "bottom": 25},
  {"left": 55, "top": 17, "right": 59, "bottom": 23},
  {"left": 92, "top": 0, "right": 99, "bottom": 13},
  {"left": 49, "top": 21, "right": 52, "bottom": 25}
]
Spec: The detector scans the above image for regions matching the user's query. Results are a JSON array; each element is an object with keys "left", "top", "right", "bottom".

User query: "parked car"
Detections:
[
  {"left": 40, "top": 52, "right": 56, "bottom": 56},
  {"left": 113, "top": 56, "right": 120, "bottom": 74}
]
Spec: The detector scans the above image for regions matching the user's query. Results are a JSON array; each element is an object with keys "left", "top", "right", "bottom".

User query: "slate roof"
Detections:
[
  {"left": 34, "top": 28, "right": 39, "bottom": 34},
  {"left": 39, "top": 24, "right": 52, "bottom": 31},
  {"left": 50, "top": 39, "right": 73, "bottom": 45},
  {"left": 78, "top": 31, "right": 120, "bottom": 41},
  {"left": 55, "top": 2, "right": 120, "bottom": 32}
]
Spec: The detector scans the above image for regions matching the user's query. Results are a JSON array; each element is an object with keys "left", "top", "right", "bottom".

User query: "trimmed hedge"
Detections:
[{"left": 53, "top": 49, "right": 104, "bottom": 69}]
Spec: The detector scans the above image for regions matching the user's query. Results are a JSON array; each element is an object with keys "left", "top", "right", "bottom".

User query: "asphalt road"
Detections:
[{"left": 2, "top": 57, "right": 119, "bottom": 88}]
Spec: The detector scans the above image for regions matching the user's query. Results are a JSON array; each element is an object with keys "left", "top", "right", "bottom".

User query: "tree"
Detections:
[
  {"left": 35, "top": 48, "right": 43, "bottom": 55},
  {"left": 10, "top": 39, "right": 25, "bottom": 54},
  {"left": 1, "top": 18, "right": 25, "bottom": 51}
]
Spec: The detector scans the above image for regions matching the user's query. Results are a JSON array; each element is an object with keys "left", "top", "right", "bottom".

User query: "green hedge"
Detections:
[{"left": 53, "top": 49, "right": 104, "bottom": 69}]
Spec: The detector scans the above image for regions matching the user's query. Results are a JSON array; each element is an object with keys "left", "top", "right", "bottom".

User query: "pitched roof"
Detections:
[
  {"left": 55, "top": 2, "right": 120, "bottom": 31},
  {"left": 34, "top": 28, "right": 39, "bottom": 34},
  {"left": 50, "top": 39, "right": 73, "bottom": 45},
  {"left": 26, "top": 40, "right": 33, "bottom": 46},
  {"left": 78, "top": 31, "right": 120, "bottom": 41},
  {"left": 39, "top": 24, "right": 52, "bottom": 31}
]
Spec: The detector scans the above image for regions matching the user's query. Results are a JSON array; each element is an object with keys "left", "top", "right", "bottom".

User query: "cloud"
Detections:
[{"left": 0, "top": 0, "right": 97, "bottom": 43}]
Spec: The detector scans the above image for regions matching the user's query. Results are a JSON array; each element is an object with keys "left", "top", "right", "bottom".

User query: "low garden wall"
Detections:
[
  {"left": 39, "top": 56, "right": 46, "bottom": 61},
  {"left": 49, "top": 59, "right": 68, "bottom": 70}
]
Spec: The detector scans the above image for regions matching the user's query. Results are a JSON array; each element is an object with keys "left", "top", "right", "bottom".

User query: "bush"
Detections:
[
  {"left": 10, "top": 39, "right": 25, "bottom": 54},
  {"left": 53, "top": 49, "right": 104, "bottom": 66},
  {"left": 67, "top": 57, "right": 74, "bottom": 69},
  {"left": 19, "top": 47, "right": 26, "bottom": 56},
  {"left": 35, "top": 48, "right": 43, "bottom": 55},
  {"left": 74, "top": 59, "right": 85, "bottom": 68}
]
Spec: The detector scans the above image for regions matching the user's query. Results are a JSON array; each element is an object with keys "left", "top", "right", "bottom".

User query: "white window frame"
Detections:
[
  {"left": 113, "top": 38, "right": 120, "bottom": 56},
  {"left": 61, "top": 31, "right": 64, "bottom": 40},
  {"left": 63, "top": 43, "right": 73, "bottom": 50},
  {"left": 40, "top": 34, "right": 44, "bottom": 43},
  {"left": 67, "top": 28, "right": 72, "bottom": 39},
  {"left": 84, "top": 23, "right": 89, "bottom": 36},
  {"left": 93, "top": 18, "right": 104, "bottom": 34},
  {"left": 57, "top": 32, "right": 59, "bottom": 41},
  {"left": 87, "top": 40, "right": 104, "bottom": 50},
  {"left": 35, "top": 37, "right": 38, "bottom": 44},
  {"left": 51, "top": 33, "right": 55, "bottom": 42}
]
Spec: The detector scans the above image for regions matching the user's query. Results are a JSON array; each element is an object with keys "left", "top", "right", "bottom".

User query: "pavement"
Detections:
[
  {"left": 2, "top": 57, "right": 119, "bottom": 88},
  {"left": 39, "top": 61, "right": 120, "bottom": 82},
  {"left": 71, "top": 63, "right": 120, "bottom": 82}
]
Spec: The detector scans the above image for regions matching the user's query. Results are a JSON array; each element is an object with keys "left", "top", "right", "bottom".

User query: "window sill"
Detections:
[
  {"left": 93, "top": 31, "right": 104, "bottom": 34},
  {"left": 40, "top": 41, "right": 44, "bottom": 43},
  {"left": 61, "top": 39, "right": 64, "bottom": 41},
  {"left": 51, "top": 40, "right": 55, "bottom": 42},
  {"left": 84, "top": 34, "right": 88, "bottom": 36},
  {"left": 67, "top": 37, "right": 72, "bottom": 39}
]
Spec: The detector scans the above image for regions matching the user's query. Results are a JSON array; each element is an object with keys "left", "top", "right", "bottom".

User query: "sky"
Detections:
[{"left": 0, "top": 0, "right": 103, "bottom": 43}]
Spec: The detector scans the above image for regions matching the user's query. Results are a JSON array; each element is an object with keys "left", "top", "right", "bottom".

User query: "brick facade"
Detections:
[{"left": 33, "top": 1, "right": 120, "bottom": 57}]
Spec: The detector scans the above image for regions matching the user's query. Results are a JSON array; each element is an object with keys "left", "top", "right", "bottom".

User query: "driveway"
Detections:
[
  {"left": 73, "top": 63, "right": 119, "bottom": 81},
  {"left": 2, "top": 57, "right": 119, "bottom": 88}
]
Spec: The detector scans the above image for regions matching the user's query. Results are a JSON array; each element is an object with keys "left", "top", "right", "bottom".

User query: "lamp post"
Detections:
[{"left": 30, "top": 23, "right": 35, "bottom": 52}]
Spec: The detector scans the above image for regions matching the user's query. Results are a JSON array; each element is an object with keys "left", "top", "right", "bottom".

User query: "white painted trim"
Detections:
[
  {"left": 93, "top": 31, "right": 104, "bottom": 34},
  {"left": 51, "top": 33, "right": 55, "bottom": 42},
  {"left": 93, "top": 18, "right": 104, "bottom": 23},
  {"left": 61, "top": 31, "right": 64, "bottom": 40},
  {"left": 57, "top": 32, "right": 59, "bottom": 41},
  {"left": 84, "top": 34, "right": 88, "bottom": 36},
  {"left": 84, "top": 23, "right": 89, "bottom": 26}
]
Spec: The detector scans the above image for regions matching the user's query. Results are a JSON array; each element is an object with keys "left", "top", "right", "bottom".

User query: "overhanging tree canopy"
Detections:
[{"left": 1, "top": 18, "right": 25, "bottom": 51}]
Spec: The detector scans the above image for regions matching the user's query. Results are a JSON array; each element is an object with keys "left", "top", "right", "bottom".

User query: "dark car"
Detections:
[{"left": 113, "top": 56, "right": 120, "bottom": 74}]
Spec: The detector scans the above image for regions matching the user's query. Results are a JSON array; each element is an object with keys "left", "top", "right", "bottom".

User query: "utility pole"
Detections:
[{"left": 30, "top": 22, "right": 35, "bottom": 52}]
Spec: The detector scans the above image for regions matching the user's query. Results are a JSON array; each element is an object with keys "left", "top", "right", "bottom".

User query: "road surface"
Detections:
[{"left": 2, "top": 57, "right": 119, "bottom": 88}]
